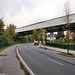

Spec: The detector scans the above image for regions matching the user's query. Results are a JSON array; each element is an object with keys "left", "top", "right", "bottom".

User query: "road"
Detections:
[{"left": 18, "top": 43, "right": 75, "bottom": 75}]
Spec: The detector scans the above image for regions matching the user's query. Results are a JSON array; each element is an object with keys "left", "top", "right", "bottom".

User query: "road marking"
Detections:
[
  {"left": 0, "top": 74, "right": 5, "bottom": 75},
  {"left": 73, "top": 58, "right": 75, "bottom": 60},
  {"left": 32, "top": 51, "right": 36, "bottom": 53},
  {"left": 48, "top": 58, "right": 63, "bottom": 65}
]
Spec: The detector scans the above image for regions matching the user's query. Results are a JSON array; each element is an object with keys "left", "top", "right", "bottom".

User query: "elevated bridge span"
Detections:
[{"left": 15, "top": 13, "right": 75, "bottom": 35}]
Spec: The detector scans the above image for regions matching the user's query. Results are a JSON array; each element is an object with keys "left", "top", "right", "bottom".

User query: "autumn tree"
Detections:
[
  {"left": 64, "top": 1, "right": 71, "bottom": 54},
  {"left": 65, "top": 30, "right": 70, "bottom": 39},
  {"left": 64, "top": 1, "right": 71, "bottom": 39},
  {"left": 38, "top": 29, "right": 44, "bottom": 42},
  {"left": 33, "top": 29, "right": 38, "bottom": 40}
]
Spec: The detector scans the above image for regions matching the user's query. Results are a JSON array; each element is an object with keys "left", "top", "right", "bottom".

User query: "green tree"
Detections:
[
  {"left": 56, "top": 31, "right": 64, "bottom": 39},
  {"left": 72, "top": 33, "right": 75, "bottom": 44},
  {"left": 6, "top": 24, "right": 16, "bottom": 41},
  {"left": 0, "top": 18, "right": 5, "bottom": 34},
  {"left": 0, "top": 18, "right": 5, "bottom": 42},
  {"left": 1, "top": 31, "right": 10, "bottom": 42},
  {"left": 33, "top": 29, "right": 38, "bottom": 40},
  {"left": 28, "top": 34, "right": 33, "bottom": 42}
]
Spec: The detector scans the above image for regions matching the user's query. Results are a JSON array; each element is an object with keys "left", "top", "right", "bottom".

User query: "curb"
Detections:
[{"left": 16, "top": 46, "right": 35, "bottom": 75}]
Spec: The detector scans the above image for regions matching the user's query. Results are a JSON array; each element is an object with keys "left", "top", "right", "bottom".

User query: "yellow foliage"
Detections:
[{"left": 65, "top": 30, "right": 70, "bottom": 39}]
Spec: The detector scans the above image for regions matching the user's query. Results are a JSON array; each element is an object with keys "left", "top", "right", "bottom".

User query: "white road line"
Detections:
[
  {"left": 17, "top": 47, "right": 35, "bottom": 75},
  {"left": 0, "top": 74, "right": 5, "bottom": 75},
  {"left": 48, "top": 58, "right": 63, "bottom": 65},
  {"left": 32, "top": 51, "right": 36, "bottom": 53}
]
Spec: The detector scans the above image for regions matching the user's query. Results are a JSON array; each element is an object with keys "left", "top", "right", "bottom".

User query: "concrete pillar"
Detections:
[
  {"left": 50, "top": 32, "right": 51, "bottom": 43},
  {"left": 27, "top": 35, "right": 28, "bottom": 43},
  {"left": 50, "top": 32, "right": 54, "bottom": 43},
  {"left": 52, "top": 32, "right": 54, "bottom": 43}
]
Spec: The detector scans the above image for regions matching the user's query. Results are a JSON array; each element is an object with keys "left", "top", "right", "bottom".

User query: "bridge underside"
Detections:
[{"left": 17, "top": 23, "right": 75, "bottom": 36}]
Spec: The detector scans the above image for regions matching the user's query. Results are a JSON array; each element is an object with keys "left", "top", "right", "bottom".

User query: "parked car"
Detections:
[{"left": 34, "top": 41, "right": 39, "bottom": 45}]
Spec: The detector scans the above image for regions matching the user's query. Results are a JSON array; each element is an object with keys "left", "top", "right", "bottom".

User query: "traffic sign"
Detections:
[{"left": 69, "top": 34, "right": 73, "bottom": 40}]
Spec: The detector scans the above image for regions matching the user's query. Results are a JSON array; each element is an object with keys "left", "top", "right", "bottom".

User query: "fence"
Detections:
[
  {"left": 46, "top": 43, "right": 75, "bottom": 50},
  {"left": 0, "top": 41, "right": 26, "bottom": 49}
]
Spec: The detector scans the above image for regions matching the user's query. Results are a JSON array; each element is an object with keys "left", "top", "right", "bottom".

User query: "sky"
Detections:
[{"left": 0, "top": 0, "right": 75, "bottom": 28}]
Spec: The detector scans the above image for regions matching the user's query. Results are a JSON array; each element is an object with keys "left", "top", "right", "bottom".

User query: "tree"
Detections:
[
  {"left": 0, "top": 18, "right": 5, "bottom": 42},
  {"left": 0, "top": 18, "right": 5, "bottom": 36},
  {"left": 64, "top": 1, "right": 71, "bottom": 39},
  {"left": 65, "top": 30, "right": 70, "bottom": 39},
  {"left": 33, "top": 29, "right": 38, "bottom": 40},
  {"left": 64, "top": 1, "right": 71, "bottom": 54},
  {"left": 72, "top": 33, "right": 75, "bottom": 44},
  {"left": 38, "top": 29, "right": 44, "bottom": 42},
  {"left": 6, "top": 24, "right": 16, "bottom": 41},
  {"left": 28, "top": 34, "right": 33, "bottom": 42},
  {"left": 71, "top": 30, "right": 75, "bottom": 33},
  {"left": 56, "top": 31, "right": 64, "bottom": 39}
]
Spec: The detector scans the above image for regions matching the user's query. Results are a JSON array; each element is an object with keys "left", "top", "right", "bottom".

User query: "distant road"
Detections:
[{"left": 18, "top": 43, "right": 75, "bottom": 75}]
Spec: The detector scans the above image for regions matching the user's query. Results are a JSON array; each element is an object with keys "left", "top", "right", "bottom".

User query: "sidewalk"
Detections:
[
  {"left": 40, "top": 45, "right": 75, "bottom": 65},
  {"left": 0, "top": 45, "right": 24, "bottom": 75},
  {"left": 43, "top": 45, "right": 75, "bottom": 54}
]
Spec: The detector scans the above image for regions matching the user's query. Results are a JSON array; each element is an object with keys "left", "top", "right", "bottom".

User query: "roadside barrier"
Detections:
[{"left": 46, "top": 43, "right": 75, "bottom": 50}]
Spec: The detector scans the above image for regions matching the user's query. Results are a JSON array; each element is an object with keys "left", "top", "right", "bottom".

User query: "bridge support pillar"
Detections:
[
  {"left": 27, "top": 35, "right": 28, "bottom": 43},
  {"left": 50, "top": 32, "right": 54, "bottom": 43},
  {"left": 52, "top": 32, "right": 54, "bottom": 43},
  {"left": 50, "top": 32, "right": 51, "bottom": 43}
]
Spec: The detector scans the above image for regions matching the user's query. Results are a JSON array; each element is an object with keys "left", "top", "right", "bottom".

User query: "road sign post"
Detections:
[
  {"left": 69, "top": 34, "right": 73, "bottom": 40},
  {"left": 68, "top": 34, "right": 73, "bottom": 54}
]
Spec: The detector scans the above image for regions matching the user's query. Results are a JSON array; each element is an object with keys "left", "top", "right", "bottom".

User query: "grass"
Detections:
[
  {"left": 15, "top": 46, "right": 30, "bottom": 75},
  {"left": 39, "top": 47, "right": 43, "bottom": 48},
  {"left": 0, "top": 43, "right": 26, "bottom": 52},
  {"left": 46, "top": 45, "right": 66, "bottom": 49},
  {"left": 0, "top": 46, "right": 12, "bottom": 52},
  {"left": 61, "top": 43, "right": 75, "bottom": 45},
  {"left": 20, "top": 61, "right": 30, "bottom": 75},
  {"left": 60, "top": 52, "right": 75, "bottom": 57},
  {"left": 46, "top": 44, "right": 75, "bottom": 51}
]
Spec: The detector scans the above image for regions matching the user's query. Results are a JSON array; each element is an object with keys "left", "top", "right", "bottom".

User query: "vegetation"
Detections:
[
  {"left": 60, "top": 52, "right": 75, "bottom": 57},
  {"left": 38, "top": 29, "right": 44, "bottom": 42},
  {"left": 28, "top": 29, "right": 46, "bottom": 43},
  {"left": 0, "top": 18, "right": 26, "bottom": 49},
  {"left": 0, "top": 18, "right": 16, "bottom": 43},
  {"left": 15, "top": 47, "right": 30, "bottom": 75},
  {"left": 33, "top": 29, "right": 46, "bottom": 42},
  {"left": 0, "top": 46, "right": 10, "bottom": 52},
  {"left": 33, "top": 29, "right": 38, "bottom": 41},
  {"left": 56, "top": 31, "right": 64, "bottom": 39}
]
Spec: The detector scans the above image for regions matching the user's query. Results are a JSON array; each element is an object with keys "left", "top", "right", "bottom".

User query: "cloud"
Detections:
[{"left": 0, "top": 0, "right": 75, "bottom": 27}]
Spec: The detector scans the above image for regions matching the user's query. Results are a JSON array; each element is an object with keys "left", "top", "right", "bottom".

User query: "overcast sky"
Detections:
[{"left": 0, "top": 0, "right": 75, "bottom": 28}]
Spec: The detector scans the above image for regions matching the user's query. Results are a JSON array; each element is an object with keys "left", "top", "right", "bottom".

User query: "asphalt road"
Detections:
[{"left": 18, "top": 43, "right": 75, "bottom": 75}]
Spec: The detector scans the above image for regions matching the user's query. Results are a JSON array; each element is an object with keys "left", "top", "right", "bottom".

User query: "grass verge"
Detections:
[
  {"left": 0, "top": 46, "right": 11, "bottom": 52},
  {"left": 39, "top": 47, "right": 43, "bottom": 49},
  {"left": 60, "top": 52, "right": 75, "bottom": 57},
  {"left": 15, "top": 46, "right": 30, "bottom": 75},
  {"left": 0, "top": 43, "right": 26, "bottom": 52},
  {"left": 46, "top": 45, "right": 75, "bottom": 51}
]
